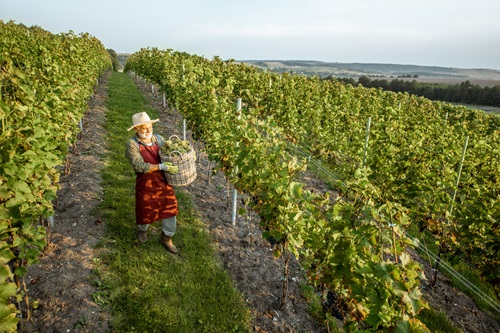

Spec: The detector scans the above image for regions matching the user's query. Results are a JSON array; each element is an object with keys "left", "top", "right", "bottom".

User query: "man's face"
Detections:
[
  {"left": 135, "top": 124, "right": 153, "bottom": 134},
  {"left": 135, "top": 124, "right": 153, "bottom": 139}
]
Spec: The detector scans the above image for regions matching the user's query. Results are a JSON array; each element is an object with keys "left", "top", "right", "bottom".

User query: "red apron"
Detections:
[{"left": 135, "top": 143, "right": 178, "bottom": 224}]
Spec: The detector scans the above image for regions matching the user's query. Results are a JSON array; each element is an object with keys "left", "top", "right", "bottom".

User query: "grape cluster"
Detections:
[
  {"left": 161, "top": 138, "right": 191, "bottom": 156},
  {"left": 322, "top": 290, "right": 344, "bottom": 321}
]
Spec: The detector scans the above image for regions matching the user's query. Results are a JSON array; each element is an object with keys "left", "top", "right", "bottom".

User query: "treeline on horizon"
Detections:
[{"left": 330, "top": 76, "right": 500, "bottom": 108}]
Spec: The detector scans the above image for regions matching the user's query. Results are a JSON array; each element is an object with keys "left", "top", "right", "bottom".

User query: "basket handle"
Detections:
[
  {"left": 169, "top": 135, "right": 181, "bottom": 141},
  {"left": 169, "top": 150, "right": 183, "bottom": 157}
]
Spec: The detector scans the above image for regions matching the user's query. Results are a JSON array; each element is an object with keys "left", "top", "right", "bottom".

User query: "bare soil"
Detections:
[
  {"left": 19, "top": 71, "right": 499, "bottom": 333},
  {"left": 409, "top": 248, "right": 499, "bottom": 333},
  {"left": 20, "top": 73, "right": 111, "bottom": 333}
]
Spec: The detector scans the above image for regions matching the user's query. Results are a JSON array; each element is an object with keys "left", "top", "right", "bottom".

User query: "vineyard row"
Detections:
[
  {"left": 0, "top": 20, "right": 112, "bottom": 331},
  {"left": 125, "top": 48, "right": 437, "bottom": 332},
  {"left": 125, "top": 48, "right": 499, "bottom": 293}
]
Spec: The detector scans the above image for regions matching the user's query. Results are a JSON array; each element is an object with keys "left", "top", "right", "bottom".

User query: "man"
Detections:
[{"left": 125, "top": 112, "right": 179, "bottom": 254}]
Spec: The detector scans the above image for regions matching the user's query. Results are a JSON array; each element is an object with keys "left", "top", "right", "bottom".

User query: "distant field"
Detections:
[
  {"left": 399, "top": 76, "right": 500, "bottom": 87},
  {"left": 239, "top": 60, "right": 500, "bottom": 115},
  {"left": 243, "top": 60, "right": 500, "bottom": 87},
  {"left": 453, "top": 103, "right": 500, "bottom": 115}
]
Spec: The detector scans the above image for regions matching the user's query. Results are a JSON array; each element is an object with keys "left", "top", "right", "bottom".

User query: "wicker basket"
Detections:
[{"left": 160, "top": 137, "right": 197, "bottom": 186}]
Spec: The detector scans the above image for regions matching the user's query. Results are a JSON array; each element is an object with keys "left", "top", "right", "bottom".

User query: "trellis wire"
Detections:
[
  {"left": 290, "top": 134, "right": 500, "bottom": 314},
  {"left": 405, "top": 232, "right": 500, "bottom": 315},
  {"left": 299, "top": 138, "right": 499, "bottom": 315},
  {"left": 241, "top": 104, "right": 496, "bottom": 313},
  {"left": 156, "top": 89, "right": 497, "bottom": 314},
  {"left": 285, "top": 139, "right": 348, "bottom": 191}
]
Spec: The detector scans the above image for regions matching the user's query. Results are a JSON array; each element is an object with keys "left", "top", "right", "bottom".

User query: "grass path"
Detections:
[{"left": 95, "top": 72, "right": 251, "bottom": 332}]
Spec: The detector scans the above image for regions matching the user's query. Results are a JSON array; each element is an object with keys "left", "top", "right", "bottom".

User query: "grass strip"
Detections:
[
  {"left": 95, "top": 72, "right": 251, "bottom": 333},
  {"left": 416, "top": 309, "right": 462, "bottom": 333}
]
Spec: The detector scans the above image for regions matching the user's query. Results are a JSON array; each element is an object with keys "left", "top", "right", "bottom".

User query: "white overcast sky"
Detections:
[{"left": 2, "top": 0, "right": 500, "bottom": 70}]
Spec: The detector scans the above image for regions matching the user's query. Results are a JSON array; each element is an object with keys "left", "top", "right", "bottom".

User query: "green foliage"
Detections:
[
  {"left": 126, "top": 45, "right": 499, "bottom": 330},
  {"left": 125, "top": 48, "right": 435, "bottom": 331},
  {"left": 107, "top": 48, "right": 120, "bottom": 72},
  {"left": 126, "top": 48, "right": 500, "bottom": 295},
  {"left": 0, "top": 20, "right": 112, "bottom": 329}
]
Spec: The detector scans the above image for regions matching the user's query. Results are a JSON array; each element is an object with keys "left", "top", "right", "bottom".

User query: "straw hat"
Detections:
[{"left": 127, "top": 112, "right": 159, "bottom": 131}]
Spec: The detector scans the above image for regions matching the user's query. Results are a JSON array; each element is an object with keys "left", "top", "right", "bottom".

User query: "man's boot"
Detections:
[
  {"left": 137, "top": 230, "right": 148, "bottom": 243},
  {"left": 160, "top": 232, "right": 178, "bottom": 254}
]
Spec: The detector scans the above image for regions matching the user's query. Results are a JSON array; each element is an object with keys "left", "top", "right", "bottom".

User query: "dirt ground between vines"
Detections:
[{"left": 20, "top": 71, "right": 499, "bottom": 333}]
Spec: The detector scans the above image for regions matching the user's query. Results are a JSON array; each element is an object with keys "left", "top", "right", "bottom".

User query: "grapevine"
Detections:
[
  {"left": 125, "top": 49, "right": 432, "bottom": 332},
  {"left": 125, "top": 48, "right": 499, "bottom": 297},
  {"left": 0, "top": 20, "right": 111, "bottom": 330}
]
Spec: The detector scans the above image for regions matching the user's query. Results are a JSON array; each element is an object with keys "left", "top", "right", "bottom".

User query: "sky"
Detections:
[{"left": 2, "top": 0, "right": 500, "bottom": 70}]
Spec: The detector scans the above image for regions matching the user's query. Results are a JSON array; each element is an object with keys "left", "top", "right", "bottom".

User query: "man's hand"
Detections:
[
  {"left": 166, "top": 165, "right": 179, "bottom": 174},
  {"left": 159, "top": 162, "right": 179, "bottom": 174},
  {"left": 159, "top": 162, "right": 171, "bottom": 171}
]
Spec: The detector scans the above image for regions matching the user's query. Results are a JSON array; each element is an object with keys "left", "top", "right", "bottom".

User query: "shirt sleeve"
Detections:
[
  {"left": 156, "top": 134, "right": 166, "bottom": 147},
  {"left": 125, "top": 138, "right": 150, "bottom": 173}
]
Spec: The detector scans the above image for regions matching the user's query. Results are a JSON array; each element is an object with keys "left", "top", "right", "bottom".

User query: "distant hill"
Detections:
[
  {"left": 240, "top": 60, "right": 500, "bottom": 87},
  {"left": 118, "top": 53, "right": 500, "bottom": 87}
]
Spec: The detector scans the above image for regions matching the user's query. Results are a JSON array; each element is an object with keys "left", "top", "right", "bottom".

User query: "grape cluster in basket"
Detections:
[{"left": 160, "top": 138, "right": 191, "bottom": 156}]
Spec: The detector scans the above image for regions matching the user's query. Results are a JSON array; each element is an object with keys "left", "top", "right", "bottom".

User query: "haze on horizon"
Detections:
[{"left": 2, "top": 0, "right": 500, "bottom": 70}]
